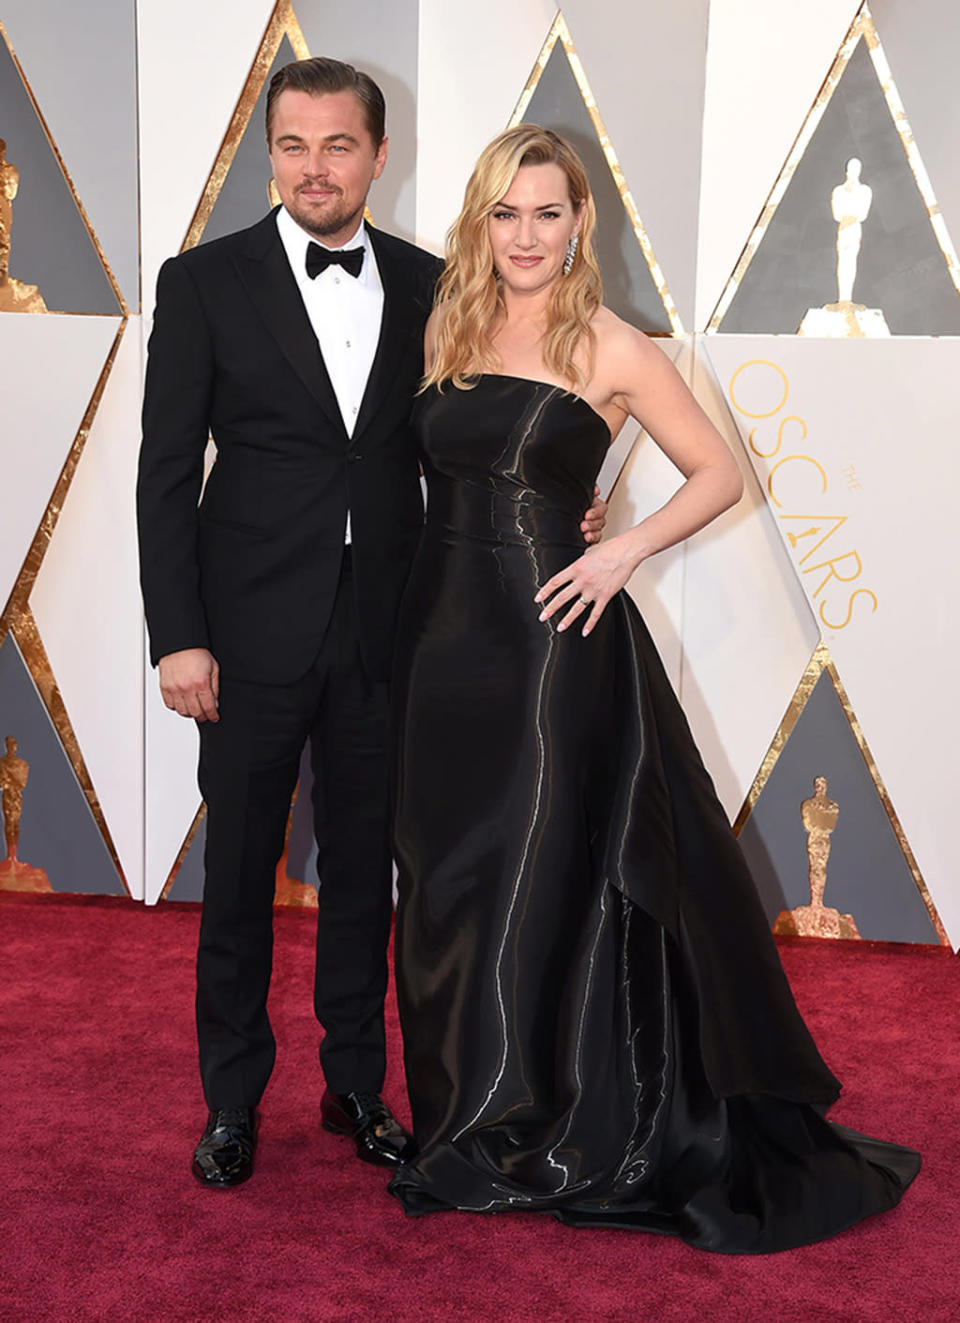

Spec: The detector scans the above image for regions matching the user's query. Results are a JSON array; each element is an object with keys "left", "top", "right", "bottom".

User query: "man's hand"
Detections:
[
  {"left": 581, "top": 486, "right": 608, "bottom": 544},
  {"left": 159, "top": 648, "right": 220, "bottom": 723}
]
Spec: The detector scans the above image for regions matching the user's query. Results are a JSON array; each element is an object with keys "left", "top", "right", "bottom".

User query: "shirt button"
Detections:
[
  {"left": 346, "top": 340, "right": 351, "bottom": 348},
  {"left": 334, "top": 277, "right": 341, "bottom": 285}
]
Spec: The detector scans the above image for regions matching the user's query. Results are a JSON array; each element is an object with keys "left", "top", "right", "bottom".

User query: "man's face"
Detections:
[{"left": 268, "top": 89, "right": 387, "bottom": 247}]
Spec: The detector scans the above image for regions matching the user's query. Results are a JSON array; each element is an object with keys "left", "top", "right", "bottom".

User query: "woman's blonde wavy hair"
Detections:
[{"left": 423, "top": 124, "right": 603, "bottom": 394}]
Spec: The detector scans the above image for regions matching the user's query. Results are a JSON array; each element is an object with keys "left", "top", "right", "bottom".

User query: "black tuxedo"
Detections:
[
  {"left": 139, "top": 210, "right": 440, "bottom": 685},
  {"left": 137, "top": 209, "right": 442, "bottom": 1106}
]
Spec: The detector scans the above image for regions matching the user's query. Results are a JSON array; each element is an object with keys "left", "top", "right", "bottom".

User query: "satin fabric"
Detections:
[{"left": 389, "top": 376, "right": 919, "bottom": 1252}]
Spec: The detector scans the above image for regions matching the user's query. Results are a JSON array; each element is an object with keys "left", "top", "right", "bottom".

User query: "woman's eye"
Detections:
[
  {"left": 538, "top": 211, "right": 561, "bottom": 221},
  {"left": 491, "top": 210, "right": 515, "bottom": 221}
]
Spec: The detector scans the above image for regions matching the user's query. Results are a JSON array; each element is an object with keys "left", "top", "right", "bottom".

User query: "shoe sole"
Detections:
[
  {"left": 321, "top": 1117, "right": 350, "bottom": 1136},
  {"left": 191, "top": 1163, "right": 254, "bottom": 1188}
]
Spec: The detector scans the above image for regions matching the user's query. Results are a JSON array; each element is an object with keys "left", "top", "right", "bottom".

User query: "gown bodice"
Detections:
[{"left": 414, "top": 375, "right": 610, "bottom": 550}]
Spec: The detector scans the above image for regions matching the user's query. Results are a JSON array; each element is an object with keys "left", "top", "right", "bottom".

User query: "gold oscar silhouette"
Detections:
[
  {"left": 0, "top": 139, "right": 47, "bottom": 313},
  {"left": 0, "top": 736, "right": 52, "bottom": 891},
  {"left": 774, "top": 776, "right": 860, "bottom": 939},
  {"left": 798, "top": 158, "right": 890, "bottom": 338}
]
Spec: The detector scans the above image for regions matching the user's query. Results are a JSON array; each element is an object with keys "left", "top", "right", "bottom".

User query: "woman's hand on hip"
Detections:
[{"left": 534, "top": 533, "right": 645, "bottom": 637}]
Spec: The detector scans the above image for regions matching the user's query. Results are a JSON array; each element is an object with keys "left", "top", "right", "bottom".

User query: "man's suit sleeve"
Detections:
[
  {"left": 425, "top": 253, "right": 444, "bottom": 308},
  {"left": 137, "top": 256, "right": 214, "bottom": 666}
]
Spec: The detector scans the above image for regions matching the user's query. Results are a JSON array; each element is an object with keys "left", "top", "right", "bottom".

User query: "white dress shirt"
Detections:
[{"left": 276, "top": 206, "right": 384, "bottom": 542}]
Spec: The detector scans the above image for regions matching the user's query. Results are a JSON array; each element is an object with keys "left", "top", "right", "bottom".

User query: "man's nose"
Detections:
[{"left": 302, "top": 151, "right": 327, "bottom": 177}]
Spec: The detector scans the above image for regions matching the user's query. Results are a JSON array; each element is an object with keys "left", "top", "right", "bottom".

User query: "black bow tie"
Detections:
[{"left": 305, "top": 242, "right": 364, "bottom": 280}]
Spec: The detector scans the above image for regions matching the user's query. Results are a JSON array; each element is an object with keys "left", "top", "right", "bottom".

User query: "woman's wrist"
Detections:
[{"left": 619, "top": 525, "right": 655, "bottom": 570}]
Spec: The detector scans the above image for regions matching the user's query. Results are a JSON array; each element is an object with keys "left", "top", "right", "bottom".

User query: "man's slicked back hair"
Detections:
[{"left": 266, "top": 56, "right": 386, "bottom": 147}]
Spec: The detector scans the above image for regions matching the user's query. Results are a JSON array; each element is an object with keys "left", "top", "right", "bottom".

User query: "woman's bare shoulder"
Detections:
[
  {"left": 592, "top": 305, "right": 657, "bottom": 356},
  {"left": 590, "top": 306, "right": 665, "bottom": 391}
]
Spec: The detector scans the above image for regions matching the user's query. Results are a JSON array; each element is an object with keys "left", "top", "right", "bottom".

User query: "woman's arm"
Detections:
[{"left": 536, "top": 318, "right": 743, "bottom": 635}]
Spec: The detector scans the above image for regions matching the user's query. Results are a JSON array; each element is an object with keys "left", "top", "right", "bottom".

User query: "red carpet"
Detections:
[{"left": 2, "top": 892, "right": 958, "bottom": 1322}]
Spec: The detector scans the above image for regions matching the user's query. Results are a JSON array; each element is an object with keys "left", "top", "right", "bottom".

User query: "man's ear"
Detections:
[{"left": 373, "top": 135, "right": 389, "bottom": 180}]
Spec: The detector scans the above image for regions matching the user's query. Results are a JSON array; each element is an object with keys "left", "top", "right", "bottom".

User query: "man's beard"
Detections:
[{"left": 290, "top": 186, "right": 363, "bottom": 241}]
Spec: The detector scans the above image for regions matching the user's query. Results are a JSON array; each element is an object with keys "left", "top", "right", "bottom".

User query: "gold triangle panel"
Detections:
[
  {"left": 161, "top": 792, "right": 317, "bottom": 909},
  {"left": 735, "top": 642, "right": 947, "bottom": 946},
  {"left": 183, "top": 1, "right": 310, "bottom": 253},
  {"left": 0, "top": 319, "right": 128, "bottom": 893},
  {"left": 0, "top": 623, "right": 125, "bottom": 894},
  {"left": 0, "top": 19, "right": 125, "bottom": 315},
  {"left": 511, "top": 12, "right": 682, "bottom": 336},
  {"left": 708, "top": 3, "right": 960, "bottom": 336},
  {"left": 160, "top": 802, "right": 206, "bottom": 902}
]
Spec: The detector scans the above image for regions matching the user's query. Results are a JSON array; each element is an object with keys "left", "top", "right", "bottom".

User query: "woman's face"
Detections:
[{"left": 487, "top": 162, "right": 584, "bottom": 296}]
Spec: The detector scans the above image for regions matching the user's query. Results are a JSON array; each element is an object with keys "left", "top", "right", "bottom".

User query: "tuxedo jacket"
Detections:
[{"left": 137, "top": 209, "right": 443, "bottom": 685}]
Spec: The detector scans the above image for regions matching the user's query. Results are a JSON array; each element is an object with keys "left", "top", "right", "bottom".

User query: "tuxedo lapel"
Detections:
[
  {"left": 233, "top": 210, "right": 347, "bottom": 438},
  {"left": 353, "top": 224, "right": 420, "bottom": 442}
]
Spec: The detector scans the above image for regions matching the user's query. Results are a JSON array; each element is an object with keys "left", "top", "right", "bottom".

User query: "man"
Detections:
[{"left": 138, "top": 57, "right": 605, "bottom": 1188}]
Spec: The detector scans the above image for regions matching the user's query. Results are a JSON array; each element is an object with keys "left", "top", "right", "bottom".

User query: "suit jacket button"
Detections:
[{"left": 350, "top": 453, "right": 362, "bottom": 461}]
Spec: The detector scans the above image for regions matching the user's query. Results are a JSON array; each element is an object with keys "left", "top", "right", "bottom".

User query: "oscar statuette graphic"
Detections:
[
  {"left": 0, "top": 736, "right": 51, "bottom": 891},
  {"left": 0, "top": 139, "right": 47, "bottom": 313},
  {"left": 798, "top": 158, "right": 889, "bottom": 338},
  {"left": 774, "top": 776, "right": 860, "bottom": 939}
]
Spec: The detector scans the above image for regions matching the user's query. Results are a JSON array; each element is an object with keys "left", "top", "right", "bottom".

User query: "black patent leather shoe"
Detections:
[
  {"left": 320, "top": 1089, "right": 416, "bottom": 1168},
  {"left": 191, "top": 1107, "right": 257, "bottom": 1188}
]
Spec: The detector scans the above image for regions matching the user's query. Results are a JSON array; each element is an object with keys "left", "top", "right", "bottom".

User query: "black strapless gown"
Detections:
[{"left": 388, "top": 375, "right": 919, "bottom": 1252}]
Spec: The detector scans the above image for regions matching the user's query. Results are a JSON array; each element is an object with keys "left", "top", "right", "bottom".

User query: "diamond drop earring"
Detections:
[{"left": 563, "top": 234, "right": 579, "bottom": 275}]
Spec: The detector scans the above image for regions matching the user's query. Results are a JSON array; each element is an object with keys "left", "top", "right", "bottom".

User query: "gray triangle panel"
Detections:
[
  {"left": 0, "top": 39, "right": 119, "bottom": 314},
  {"left": 525, "top": 45, "right": 672, "bottom": 334},
  {"left": 719, "top": 39, "right": 960, "bottom": 335},
  {"left": 738, "top": 669, "right": 938, "bottom": 944},
  {"left": 0, "top": 635, "right": 123, "bottom": 894}
]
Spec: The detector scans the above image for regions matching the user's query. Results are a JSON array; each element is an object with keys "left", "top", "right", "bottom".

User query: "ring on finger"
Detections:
[{"left": 578, "top": 594, "right": 593, "bottom": 606}]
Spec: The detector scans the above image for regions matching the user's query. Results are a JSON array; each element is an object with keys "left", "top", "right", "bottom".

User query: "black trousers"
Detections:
[{"left": 195, "top": 553, "right": 393, "bottom": 1107}]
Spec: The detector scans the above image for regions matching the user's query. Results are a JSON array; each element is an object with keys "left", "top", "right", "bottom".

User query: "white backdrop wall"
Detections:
[{"left": 0, "top": 1, "right": 956, "bottom": 946}]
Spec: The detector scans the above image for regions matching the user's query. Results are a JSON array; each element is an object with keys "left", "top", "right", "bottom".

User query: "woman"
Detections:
[{"left": 388, "top": 125, "right": 918, "bottom": 1251}]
